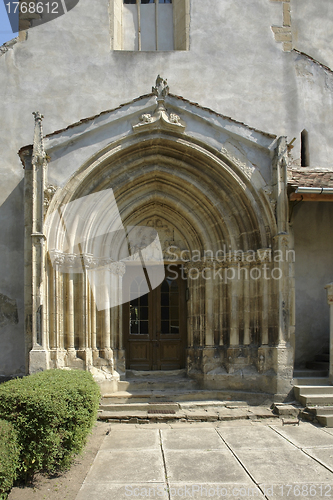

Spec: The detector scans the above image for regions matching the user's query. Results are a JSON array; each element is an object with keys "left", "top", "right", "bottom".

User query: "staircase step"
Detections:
[
  {"left": 316, "top": 414, "right": 333, "bottom": 428},
  {"left": 117, "top": 379, "right": 199, "bottom": 392},
  {"left": 100, "top": 402, "right": 180, "bottom": 412},
  {"left": 306, "top": 406, "right": 333, "bottom": 416},
  {"left": 101, "top": 389, "right": 273, "bottom": 405},
  {"left": 298, "top": 394, "right": 333, "bottom": 406},
  {"left": 294, "top": 385, "right": 333, "bottom": 398}
]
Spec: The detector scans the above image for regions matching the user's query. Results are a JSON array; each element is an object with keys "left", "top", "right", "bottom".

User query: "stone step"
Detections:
[
  {"left": 294, "top": 385, "right": 333, "bottom": 398},
  {"left": 100, "top": 401, "right": 180, "bottom": 412},
  {"left": 97, "top": 401, "right": 277, "bottom": 423},
  {"left": 272, "top": 403, "right": 301, "bottom": 418},
  {"left": 316, "top": 414, "right": 333, "bottom": 428},
  {"left": 306, "top": 406, "right": 333, "bottom": 416},
  {"left": 117, "top": 378, "right": 199, "bottom": 392},
  {"left": 298, "top": 394, "right": 333, "bottom": 406},
  {"left": 125, "top": 369, "right": 188, "bottom": 379},
  {"left": 101, "top": 389, "right": 273, "bottom": 405}
]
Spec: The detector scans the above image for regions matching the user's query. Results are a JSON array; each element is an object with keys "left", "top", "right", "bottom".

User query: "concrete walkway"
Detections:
[{"left": 76, "top": 420, "right": 333, "bottom": 500}]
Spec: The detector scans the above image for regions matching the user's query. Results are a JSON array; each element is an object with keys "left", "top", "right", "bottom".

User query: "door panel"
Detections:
[{"left": 124, "top": 266, "right": 186, "bottom": 370}]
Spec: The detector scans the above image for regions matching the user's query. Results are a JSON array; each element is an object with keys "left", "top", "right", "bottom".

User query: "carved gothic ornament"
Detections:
[
  {"left": 32, "top": 111, "right": 47, "bottom": 167},
  {"left": 133, "top": 75, "right": 186, "bottom": 133},
  {"left": 44, "top": 184, "right": 57, "bottom": 212},
  {"left": 48, "top": 250, "right": 127, "bottom": 276}
]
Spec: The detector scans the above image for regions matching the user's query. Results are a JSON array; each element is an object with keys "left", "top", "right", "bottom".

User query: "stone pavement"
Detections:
[{"left": 76, "top": 419, "right": 333, "bottom": 500}]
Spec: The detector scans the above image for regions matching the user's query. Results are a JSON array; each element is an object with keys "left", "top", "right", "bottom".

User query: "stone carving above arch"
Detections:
[
  {"left": 133, "top": 76, "right": 186, "bottom": 133},
  {"left": 141, "top": 217, "right": 189, "bottom": 259}
]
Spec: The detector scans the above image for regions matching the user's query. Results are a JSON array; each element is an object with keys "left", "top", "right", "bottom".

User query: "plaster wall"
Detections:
[
  {"left": 0, "top": 0, "right": 332, "bottom": 375},
  {"left": 293, "top": 202, "right": 333, "bottom": 367},
  {"left": 292, "top": 0, "right": 333, "bottom": 70}
]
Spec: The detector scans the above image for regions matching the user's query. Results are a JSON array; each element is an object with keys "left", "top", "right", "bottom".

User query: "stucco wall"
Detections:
[
  {"left": 0, "top": 0, "right": 332, "bottom": 375},
  {"left": 293, "top": 202, "right": 333, "bottom": 367}
]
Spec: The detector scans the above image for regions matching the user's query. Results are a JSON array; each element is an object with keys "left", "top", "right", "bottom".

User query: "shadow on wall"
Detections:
[
  {"left": 0, "top": 179, "right": 25, "bottom": 377},
  {"left": 293, "top": 201, "right": 333, "bottom": 367}
]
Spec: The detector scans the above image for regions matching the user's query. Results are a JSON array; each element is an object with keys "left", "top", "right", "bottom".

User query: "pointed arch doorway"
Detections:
[{"left": 123, "top": 265, "right": 187, "bottom": 370}]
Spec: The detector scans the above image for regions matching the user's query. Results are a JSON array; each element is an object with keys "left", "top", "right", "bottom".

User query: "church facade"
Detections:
[{"left": 1, "top": 0, "right": 333, "bottom": 400}]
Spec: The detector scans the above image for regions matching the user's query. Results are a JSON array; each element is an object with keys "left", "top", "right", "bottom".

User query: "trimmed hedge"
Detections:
[
  {"left": 0, "top": 419, "right": 20, "bottom": 499},
  {"left": 0, "top": 369, "right": 100, "bottom": 482}
]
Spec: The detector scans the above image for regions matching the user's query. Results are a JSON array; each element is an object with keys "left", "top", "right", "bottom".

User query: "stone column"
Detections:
[
  {"left": 325, "top": 283, "right": 333, "bottom": 384},
  {"left": 65, "top": 254, "right": 76, "bottom": 359},
  {"left": 204, "top": 266, "right": 214, "bottom": 347},
  {"left": 243, "top": 262, "right": 251, "bottom": 346},
  {"left": 271, "top": 137, "right": 294, "bottom": 398},
  {"left": 100, "top": 263, "right": 113, "bottom": 365}
]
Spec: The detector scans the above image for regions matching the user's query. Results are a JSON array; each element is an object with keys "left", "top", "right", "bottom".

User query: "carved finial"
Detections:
[
  {"left": 152, "top": 75, "right": 169, "bottom": 101},
  {"left": 32, "top": 111, "right": 46, "bottom": 166}
]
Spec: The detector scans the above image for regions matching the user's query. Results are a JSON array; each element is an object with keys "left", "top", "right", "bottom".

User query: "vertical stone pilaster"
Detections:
[
  {"left": 243, "top": 263, "right": 251, "bottom": 346},
  {"left": 229, "top": 263, "right": 240, "bottom": 347},
  {"left": 204, "top": 267, "right": 214, "bottom": 346},
  {"left": 271, "top": 137, "right": 294, "bottom": 398}
]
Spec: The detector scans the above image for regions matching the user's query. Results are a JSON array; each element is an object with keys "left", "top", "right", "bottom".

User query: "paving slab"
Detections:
[
  {"left": 217, "top": 425, "right": 294, "bottom": 450},
  {"left": 233, "top": 447, "right": 333, "bottom": 483},
  {"left": 259, "top": 483, "right": 333, "bottom": 500},
  {"left": 164, "top": 449, "right": 253, "bottom": 483},
  {"left": 83, "top": 449, "right": 165, "bottom": 483},
  {"left": 169, "top": 483, "right": 266, "bottom": 500},
  {"left": 271, "top": 422, "right": 333, "bottom": 448},
  {"left": 76, "top": 482, "right": 169, "bottom": 500},
  {"left": 324, "top": 428, "right": 333, "bottom": 435},
  {"left": 101, "top": 428, "right": 160, "bottom": 450},
  {"left": 303, "top": 447, "right": 333, "bottom": 472},
  {"left": 161, "top": 427, "right": 226, "bottom": 450}
]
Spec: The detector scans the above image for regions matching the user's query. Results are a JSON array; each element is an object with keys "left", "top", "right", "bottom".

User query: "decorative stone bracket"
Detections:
[{"left": 133, "top": 75, "right": 186, "bottom": 133}]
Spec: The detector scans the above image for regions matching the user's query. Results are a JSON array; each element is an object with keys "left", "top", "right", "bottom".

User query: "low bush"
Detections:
[
  {"left": 0, "top": 369, "right": 100, "bottom": 482},
  {"left": 0, "top": 419, "right": 20, "bottom": 499}
]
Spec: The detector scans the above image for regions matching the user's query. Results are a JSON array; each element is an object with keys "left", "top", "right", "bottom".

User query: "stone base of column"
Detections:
[
  {"left": 272, "top": 342, "right": 294, "bottom": 401},
  {"left": 114, "top": 349, "right": 126, "bottom": 378},
  {"left": 226, "top": 347, "right": 249, "bottom": 373},
  {"left": 29, "top": 347, "right": 50, "bottom": 374},
  {"left": 257, "top": 345, "right": 272, "bottom": 373}
]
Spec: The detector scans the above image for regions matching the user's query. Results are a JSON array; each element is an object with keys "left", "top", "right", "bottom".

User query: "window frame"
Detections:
[{"left": 110, "top": 0, "right": 189, "bottom": 51}]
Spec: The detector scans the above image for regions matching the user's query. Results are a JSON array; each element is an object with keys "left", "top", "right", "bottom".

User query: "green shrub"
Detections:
[
  {"left": 0, "top": 419, "right": 20, "bottom": 499},
  {"left": 0, "top": 369, "right": 100, "bottom": 482}
]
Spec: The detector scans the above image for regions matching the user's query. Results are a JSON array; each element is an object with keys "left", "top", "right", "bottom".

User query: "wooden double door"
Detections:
[{"left": 124, "top": 266, "right": 186, "bottom": 370}]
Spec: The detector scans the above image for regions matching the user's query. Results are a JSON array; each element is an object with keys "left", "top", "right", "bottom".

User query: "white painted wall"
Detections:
[{"left": 0, "top": 0, "right": 332, "bottom": 375}]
